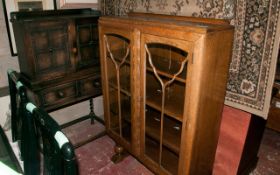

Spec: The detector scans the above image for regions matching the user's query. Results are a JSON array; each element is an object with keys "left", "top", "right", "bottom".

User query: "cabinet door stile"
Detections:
[
  {"left": 130, "top": 29, "right": 141, "bottom": 156},
  {"left": 178, "top": 51, "right": 195, "bottom": 175},
  {"left": 99, "top": 28, "right": 110, "bottom": 131},
  {"left": 100, "top": 28, "right": 134, "bottom": 150}
]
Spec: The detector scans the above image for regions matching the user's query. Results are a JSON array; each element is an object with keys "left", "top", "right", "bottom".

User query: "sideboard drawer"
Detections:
[
  {"left": 79, "top": 76, "right": 102, "bottom": 96},
  {"left": 40, "top": 82, "right": 77, "bottom": 107}
]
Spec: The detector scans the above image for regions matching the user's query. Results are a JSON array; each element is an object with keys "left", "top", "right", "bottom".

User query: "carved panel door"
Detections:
[
  {"left": 76, "top": 17, "right": 100, "bottom": 70},
  {"left": 28, "top": 20, "right": 72, "bottom": 79}
]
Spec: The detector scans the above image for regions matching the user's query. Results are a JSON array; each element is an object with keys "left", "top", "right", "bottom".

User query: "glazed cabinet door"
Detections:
[
  {"left": 140, "top": 34, "right": 193, "bottom": 175},
  {"left": 76, "top": 17, "right": 100, "bottom": 70},
  {"left": 100, "top": 28, "right": 139, "bottom": 152}
]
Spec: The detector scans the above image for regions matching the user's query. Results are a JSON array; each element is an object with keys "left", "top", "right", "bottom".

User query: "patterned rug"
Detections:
[{"left": 100, "top": 0, "right": 280, "bottom": 118}]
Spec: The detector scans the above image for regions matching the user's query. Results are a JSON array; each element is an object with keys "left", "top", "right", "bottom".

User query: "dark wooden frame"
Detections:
[
  {"left": 2, "top": 0, "right": 17, "bottom": 56},
  {"left": 54, "top": 0, "right": 99, "bottom": 9}
]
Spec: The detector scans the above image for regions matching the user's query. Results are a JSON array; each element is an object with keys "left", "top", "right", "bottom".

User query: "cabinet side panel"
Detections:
[
  {"left": 12, "top": 22, "right": 34, "bottom": 78},
  {"left": 183, "top": 29, "right": 234, "bottom": 175}
]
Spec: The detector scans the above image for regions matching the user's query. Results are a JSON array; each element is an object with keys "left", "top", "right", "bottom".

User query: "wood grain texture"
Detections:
[
  {"left": 11, "top": 9, "right": 101, "bottom": 111},
  {"left": 99, "top": 14, "right": 234, "bottom": 175}
]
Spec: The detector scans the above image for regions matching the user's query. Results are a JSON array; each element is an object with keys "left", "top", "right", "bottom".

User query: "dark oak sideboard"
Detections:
[{"left": 11, "top": 9, "right": 102, "bottom": 112}]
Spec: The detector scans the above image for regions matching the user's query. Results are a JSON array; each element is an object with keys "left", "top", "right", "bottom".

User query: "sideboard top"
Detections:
[{"left": 10, "top": 9, "right": 100, "bottom": 22}]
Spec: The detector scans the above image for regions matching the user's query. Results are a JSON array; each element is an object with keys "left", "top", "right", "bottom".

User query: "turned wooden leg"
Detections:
[
  {"left": 111, "top": 145, "right": 128, "bottom": 163},
  {"left": 89, "top": 98, "right": 95, "bottom": 124}
]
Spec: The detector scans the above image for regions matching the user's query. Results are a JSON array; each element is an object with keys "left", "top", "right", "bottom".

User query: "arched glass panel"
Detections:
[
  {"left": 105, "top": 34, "right": 131, "bottom": 143},
  {"left": 144, "top": 43, "right": 188, "bottom": 175}
]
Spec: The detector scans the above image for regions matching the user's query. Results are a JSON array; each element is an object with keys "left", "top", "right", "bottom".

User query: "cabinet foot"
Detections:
[
  {"left": 111, "top": 145, "right": 128, "bottom": 163},
  {"left": 89, "top": 98, "right": 95, "bottom": 124}
]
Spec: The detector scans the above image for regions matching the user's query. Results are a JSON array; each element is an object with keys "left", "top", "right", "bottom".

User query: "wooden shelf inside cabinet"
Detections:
[
  {"left": 109, "top": 101, "right": 132, "bottom": 141},
  {"left": 145, "top": 80, "right": 185, "bottom": 121},
  {"left": 109, "top": 83, "right": 131, "bottom": 97},
  {"left": 146, "top": 55, "right": 187, "bottom": 83},
  {"left": 145, "top": 137, "right": 179, "bottom": 175},
  {"left": 145, "top": 107, "right": 181, "bottom": 154},
  {"left": 106, "top": 49, "right": 130, "bottom": 64},
  {"left": 145, "top": 100, "right": 183, "bottom": 122},
  {"left": 146, "top": 67, "right": 186, "bottom": 83},
  {"left": 110, "top": 100, "right": 132, "bottom": 122},
  {"left": 110, "top": 100, "right": 182, "bottom": 155},
  {"left": 110, "top": 121, "right": 132, "bottom": 142}
]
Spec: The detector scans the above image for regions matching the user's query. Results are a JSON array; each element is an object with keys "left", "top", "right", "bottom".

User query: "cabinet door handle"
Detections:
[{"left": 57, "top": 91, "right": 65, "bottom": 98}]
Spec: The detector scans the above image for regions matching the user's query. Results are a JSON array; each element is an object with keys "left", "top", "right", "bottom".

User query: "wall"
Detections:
[
  {"left": 0, "top": 2, "right": 19, "bottom": 87},
  {"left": 0, "top": 2, "right": 19, "bottom": 127}
]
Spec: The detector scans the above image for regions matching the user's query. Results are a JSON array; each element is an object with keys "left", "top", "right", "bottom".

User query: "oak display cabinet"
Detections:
[{"left": 99, "top": 14, "right": 234, "bottom": 175}]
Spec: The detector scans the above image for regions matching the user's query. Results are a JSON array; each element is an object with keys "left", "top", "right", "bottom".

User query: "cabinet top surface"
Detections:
[
  {"left": 11, "top": 9, "right": 100, "bottom": 22},
  {"left": 99, "top": 15, "right": 233, "bottom": 33}
]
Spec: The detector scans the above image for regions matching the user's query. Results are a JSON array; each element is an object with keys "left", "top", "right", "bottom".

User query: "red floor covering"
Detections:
[
  {"left": 62, "top": 117, "right": 280, "bottom": 175},
  {"left": 251, "top": 129, "right": 280, "bottom": 174},
  {"left": 63, "top": 120, "right": 153, "bottom": 175}
]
